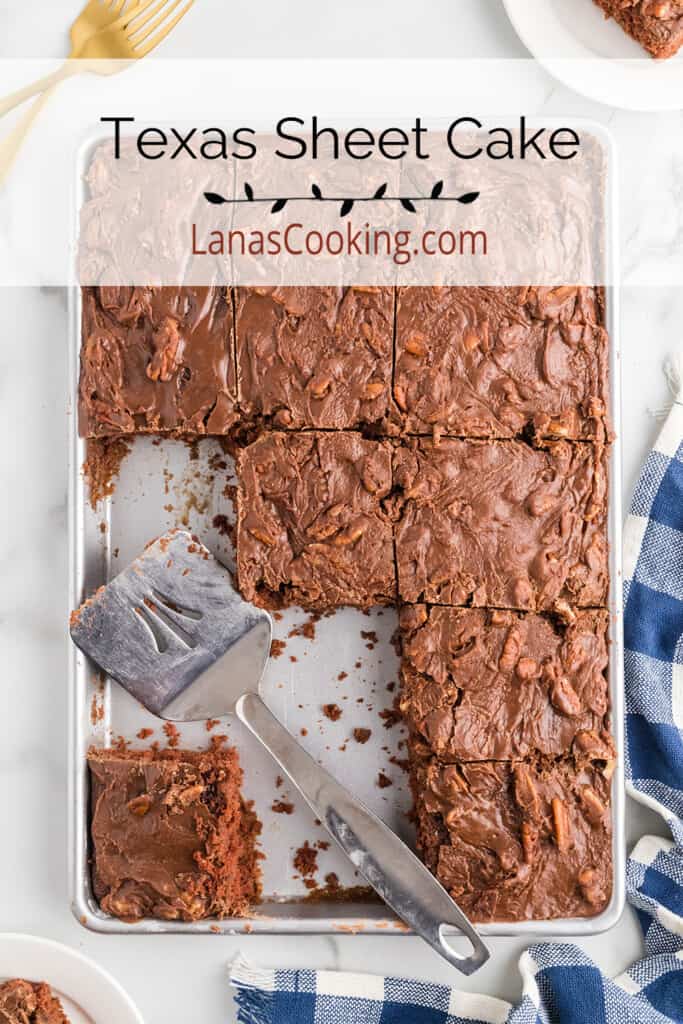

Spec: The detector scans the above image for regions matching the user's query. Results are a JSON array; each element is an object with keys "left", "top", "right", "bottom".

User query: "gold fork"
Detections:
[
  {"left": 0, "top": 0, "right": 194, "bottom": 181},
  {"left": 71, "top": 0, "right": 144, "bottom": 53},
  {"left": 0, "top": 0, "right": 194, "bottom": 117}
]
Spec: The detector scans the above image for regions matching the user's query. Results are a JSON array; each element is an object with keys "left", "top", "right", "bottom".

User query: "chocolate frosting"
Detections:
[
  {"left": 0, "top": 982, "right": 68, "bottom": 1024},
  {"left": 411, "top": 750, "right": 614, "bottom": 922},
  {"left": 237, "top": 431, "right": 395, "bottom": 609},
  {"left": 235, "top": 286, "right": 394, "bottom": 430},
  {"left": 76, "top": 275, "right": 615, "bottom": 926},
  {"left": 79, "top": 286, "right": 236, "bottom": 437},
  {"left": 394, "top": 438, "right": 608, "bottom": 610},
  {"left": 394, "top": 286, "right": 608, "bottom": 441},
  {"left": 400, "top": 606, "right": 610, "bottom": 761},
  {"left": 88, "top": 747, "right": 258, "bottom": 922}
]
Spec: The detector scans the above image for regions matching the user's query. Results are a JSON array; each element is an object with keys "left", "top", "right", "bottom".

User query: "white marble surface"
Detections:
[{"left": 0, "top": 2, "right": 681, "bottom": 1021}]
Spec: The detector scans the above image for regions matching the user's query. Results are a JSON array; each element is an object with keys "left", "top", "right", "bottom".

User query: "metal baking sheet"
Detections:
[{"left": 68, "top": 125, "right": 625, "bottom": 939}]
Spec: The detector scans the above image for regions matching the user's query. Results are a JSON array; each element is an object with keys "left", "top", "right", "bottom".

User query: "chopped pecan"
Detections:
[
  {"left": 521, "top": 821, "right": 538, "bottom": 864},
  {"left": 103, "top": 891, "right": 147, "bottom": 920},
  {"left": 309, "top": 375, "right": 332, "bottom": 399},
  {"left": 332, "top": 524, "right": 366, "bottom": 546},
  {"left": 499, "top": 627, "right": 521, "bottom": 672},
  {"left": 587, "top": 397, "right": 605, "bottom": 418},
  {"left": 273, "top": 408, "right": 293, "bottom": 427},
  {"left": 127, "top": 794, "right": 152, "bottom": 816},
  {"left": 527, "top": 490, "right": 555, "bottom": 516},
  {"left": 578, "top": 867, "right": 603, "bottom": 907},
  {"left": 547, "top": 286, "right": 577, "bottom": 304},
  {"left": 551, "top": 797, "right": 569, "bottom": 851},
  {"left": 584, "top": 502, "right": 603, "bottom": 525},
  {"left": 516, "top": 657, "right": 540, "bottom": 681},
  {"left": 362, "top": 381, "right": 385, "bottom": 400},
  {"left": 573, "top": 730, "right": 615, "bottom": 762},
  {"left": 550, "top": 676, "right": 583, "bottom": 717},
  {"left": 163, "top": 783, "right": 204, "bottom": 809},
  {"left": 248, "top": 527, "right": 276, "bottom": 546},
  {"left": 361, "top": 470, "right": 380, "bottom": 494},
  {"left": 546, "top": 420, "right": 570, "bottom": 437},
  {"left": 147, "top": 317, "right": 184, "bottom": 382},
  {"left": 307, "top": 519, "right": 338, "bottom": 541},
  {"left": 513, "top": 764, "right": 540, "bottom": 818},
  {"left": 554, "top": 599, "right": 577, "bottom": 625},
  {"left": 393, "top": 384, "right": 407, "bottom": 411},
  {"left": 580, "top": 786, "right": 607, "bottom": 826},
  {"left": 404, "top": 335, "right": 427, "bottom": 357}
]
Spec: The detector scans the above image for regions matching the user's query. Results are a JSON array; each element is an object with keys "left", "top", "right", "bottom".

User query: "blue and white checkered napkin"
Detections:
[{"left": 230, "top": 361, "right": 683, "bottom": 1024}]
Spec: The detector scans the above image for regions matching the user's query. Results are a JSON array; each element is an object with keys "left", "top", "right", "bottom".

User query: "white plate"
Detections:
[
  {"left": 0, "top": 934, "right": 143, "bottom": 1024},
  {"left": 502, "top": 0, "right": 683, "bottom": 111}
]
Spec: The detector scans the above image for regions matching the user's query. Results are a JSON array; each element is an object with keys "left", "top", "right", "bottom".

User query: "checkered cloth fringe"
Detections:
[{"left": 230, "top": 358, "right": 683, "bottom": 1024}]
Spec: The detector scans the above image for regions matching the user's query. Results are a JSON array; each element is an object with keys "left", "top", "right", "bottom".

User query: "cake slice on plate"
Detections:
[
  {"left": 0, "top": 980, "right": 70, "bottom": 1024},
  {"left": 594, "top": 0, "right": 683, "bottom": 58}
]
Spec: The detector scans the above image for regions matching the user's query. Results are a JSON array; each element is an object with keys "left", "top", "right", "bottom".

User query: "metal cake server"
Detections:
[{"left": 70, "top": 528, "right": 490, "bottom": 976}]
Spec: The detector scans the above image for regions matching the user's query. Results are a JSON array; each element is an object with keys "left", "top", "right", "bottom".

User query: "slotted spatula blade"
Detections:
[
  {"left": 70, "top": 528, "right": 490, "bottom": 975},
  {"left": 69, "top": 529, "right": 272, "bottom": 720}
]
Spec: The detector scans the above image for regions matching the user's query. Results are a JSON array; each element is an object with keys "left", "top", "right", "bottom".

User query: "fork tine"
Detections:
[
  {"left": 124, "top": 0, "right": 170, "bottom": 35},
  {"left": 135, "top": 0, "right": 193, "bottom": 54},
  {"left": 106, "top": 0, "right": 156, "bottom": 33},
  {"left": 130, "top": 0, "right": 183, "bottom": 43}
]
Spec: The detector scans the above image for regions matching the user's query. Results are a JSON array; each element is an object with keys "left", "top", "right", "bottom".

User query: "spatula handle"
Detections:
[{"left": 236, "top": 692, "right": 489, "bottom": 976}]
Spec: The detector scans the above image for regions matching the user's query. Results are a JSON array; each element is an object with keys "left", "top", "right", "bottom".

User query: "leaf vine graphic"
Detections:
[{"left": 203, "top": 183, "right": 480, "bottom": 216}]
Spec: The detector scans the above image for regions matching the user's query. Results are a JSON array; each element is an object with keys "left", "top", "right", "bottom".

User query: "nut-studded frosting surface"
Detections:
[
  {"left": 399, "top": 606, "right": 610, "bottom": 761},
  {"left": 79, "top": 283, "right": 614, "bottom": 926},
  {"left": 394, "top": 286, "right": 608, "bottom": 441},
  {"left": 236, "top": 286, "right": 394, "bottom": 430},
  {"left": 0, "top": 981, "right": 69, "bottom": 1024},
  {"left": 411, "top": 748, "right": 614, "bottom": 922},
  {"left": 237, "top": 431, "right": 396, "bottom": 609},
  {"left": 88, "top": 747, "right": 259, "bottom": 922},
  {"left": 79, "top": 286, "right": 236, "bottom": 437},
  {"left": 593, "top": 0, "right": 683, "bottom": 59},
  {"left": 393, "top": 438, "right": 608, "bottom": 610}
]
